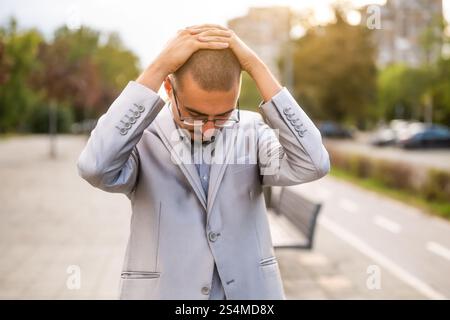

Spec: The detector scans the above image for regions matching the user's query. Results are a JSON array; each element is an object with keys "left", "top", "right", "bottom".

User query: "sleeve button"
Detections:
[
  {"left": 126, "top": 115, "right": 136, "bottom": 124},
  {"left": 129, "top": 109, "right": 141, "bottom": 118},
  {"left": 283, "top": 108, "right": 292, "bottom": 115},
  {"left": 287, "top": 113, "right": 296, "bottom": 120},
  {"left": 134, "top": 104, "right": 145, "bottom": 113}
]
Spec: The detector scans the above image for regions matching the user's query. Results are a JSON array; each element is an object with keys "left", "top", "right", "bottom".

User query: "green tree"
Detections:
[
  {"left": 430, "top": 58, "right": 450, "bottom": 125},
  {"left": 93, "top": 32, "right": 140, "bottom": 118},
  {"left": 0, "top": 18, "right": 43, "bottom": 132},
  {"left": 1, "top": 20, "right": 142, "bottom": 133},
  {"left": 1, "top": 18, "right": 142, "bottom": 134},
  {"left": 377, "top": 64, "right": 433, "bottom": 121},
  {"left": 239, "top": 72, "right": 262, "bottom": 112},
  {"left": 281, "top": 9, "right": 377, "bottom": 129},
  {"left": 32, "top": 26, "right": 140, "bottom": 122},
  {"left": 32, "top": 26, "right": 102, "bottom": 123}
]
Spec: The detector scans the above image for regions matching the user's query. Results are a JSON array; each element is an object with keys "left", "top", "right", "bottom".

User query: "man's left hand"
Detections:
[{"left": 188, "top": 24, "right": 282, "bottom": 102}]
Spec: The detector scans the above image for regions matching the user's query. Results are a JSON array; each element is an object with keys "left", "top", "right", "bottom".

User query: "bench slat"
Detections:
[{"left": 269, "top": 187, "right": 322, "bottom": 250}]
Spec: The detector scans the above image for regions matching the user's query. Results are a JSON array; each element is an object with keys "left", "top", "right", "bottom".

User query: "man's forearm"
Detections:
[
  {"left": 77, "top": 81, "right": 165, "bottom": 191},
  {"left": 248, "top": 59, "right": 282, "bottom": 103},
  {"left": 136, "top": 61, "right": 168, "bottom": 92}
]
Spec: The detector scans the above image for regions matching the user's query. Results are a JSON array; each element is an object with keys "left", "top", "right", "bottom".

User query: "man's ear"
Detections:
[{"left": 163, "top": 76, "right": 172, "bottom": 96}]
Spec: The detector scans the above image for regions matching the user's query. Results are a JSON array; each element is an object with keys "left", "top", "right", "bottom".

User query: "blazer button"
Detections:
[
  {"left": 129, "top": 109, "right": 141, "bottom": 118},
  {"left": 116, "top": 126, "right": 127, "bottom": 135},
  {"left": 283, "top": 107, "right": 292, "bottom": 115},
  {"left": 134, "top": 104, "right": 145, "bottom": 113},
  {"left": 120, "top": 120, "right": 131, "bottom": 129},
  {"left": 208, "top": 232, "right": 219, "bottom": 242},
  {"left": 201, "top": 286, "right": 210, "bottom": 295},
  {"left": 126, "top": 115, "right": 136, "bottom": 124}
]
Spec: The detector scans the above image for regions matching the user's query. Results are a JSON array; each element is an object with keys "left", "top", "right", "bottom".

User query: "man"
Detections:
[{"left": 77, "top": 24, "right": 330, "bottom": 300}]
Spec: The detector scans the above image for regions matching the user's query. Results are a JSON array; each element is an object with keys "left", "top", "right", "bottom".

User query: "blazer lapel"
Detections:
[
  {"left": 206, "top": 124, "right": 238, "bottom": 221},
  {"left": 153, "top": 104, "right": 207, "bottom": 210}
]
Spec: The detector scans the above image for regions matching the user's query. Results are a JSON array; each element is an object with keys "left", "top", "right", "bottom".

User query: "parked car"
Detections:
[
  {"left": 370, "top": 120, "right": 426, "bottom": 147},
  {"left": 398, "top": 125, "right": 450, "bottom": 149},
  {"left": 318, "top": 121, "right": 353, "bottom": 139},
  {"left": 396, "top": 121, "right": 426, "bottom": 143},
  {"left": 370, "top": 127, "right": 397, "bottom": 146}
]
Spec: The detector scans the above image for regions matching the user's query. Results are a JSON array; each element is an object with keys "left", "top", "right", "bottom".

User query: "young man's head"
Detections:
[{"left": 164, "top": 49, "right": 242, "bottom": 141}]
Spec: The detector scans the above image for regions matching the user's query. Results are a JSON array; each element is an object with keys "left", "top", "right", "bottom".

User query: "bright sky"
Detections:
[{"left": 1, "top": 0, "right": 449, "bottom": 68}]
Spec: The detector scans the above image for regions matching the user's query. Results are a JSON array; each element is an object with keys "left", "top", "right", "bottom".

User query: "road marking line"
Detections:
[
  {"left": 338, "top": 198, "right": 358, "bottom": 213},
  {"left": 319, "top": 216, "right": 446, "bottom": 300},
  {"left": 426, "top": 241, "right": 450, "bottom": 262},
  {"left": 373, "top": 215, "right": 402, "bottom": 234}
]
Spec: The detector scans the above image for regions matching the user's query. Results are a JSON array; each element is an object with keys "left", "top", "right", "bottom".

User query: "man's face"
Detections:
[{"left": 164, "top": 72, "right": 240, "bottom": 142}]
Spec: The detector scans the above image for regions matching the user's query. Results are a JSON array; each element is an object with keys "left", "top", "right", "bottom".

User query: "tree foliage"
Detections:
[
  {"left": 0, "top": 18, "right": 43, "bottom": 132},
  {"left": 282, "top": 9, "right": 377, "bottom": 129},
  {"left": 0, "top": 19, "right": 140, "bottom": 133}
]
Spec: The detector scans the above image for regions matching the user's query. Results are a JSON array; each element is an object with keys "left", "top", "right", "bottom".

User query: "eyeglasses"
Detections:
[{"left": 170, "top": 79, "right": 240, "bottom": 128}]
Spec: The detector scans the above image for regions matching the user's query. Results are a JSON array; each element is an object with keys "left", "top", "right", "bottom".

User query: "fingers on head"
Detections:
[
  {"left": 196, "top": 29, "right": 232, "bottom": 37},
  {"left": 177, "top": 28, "right": 191, "bottom": 36},
  {"left": 197, "top": 36, "right": 230, "bottom": 43},
  {"left": 181, "top": 24, "right": 232, "bottom": 49},
  {"left": 198, "top": 41, "right": 229, "bottom": 49},
  {"left": 187, "top": 23, "right": 227, "bottom": 30},
  {"left": 187, "top": 25, "right": 232, "bottom": 36}
]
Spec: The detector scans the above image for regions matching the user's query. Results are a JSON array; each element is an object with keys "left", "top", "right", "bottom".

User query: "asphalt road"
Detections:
[{"left": 282, "top": 176, "right": 450, "bottom": 299}]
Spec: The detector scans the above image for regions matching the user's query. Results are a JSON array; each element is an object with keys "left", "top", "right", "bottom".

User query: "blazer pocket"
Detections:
[
  {"left": 259, "top": 256, "right": 280, "bottom": 279},
  {"left": 260, "top": 256, "right": 278, "bottom": 266},
  {"left": 119, "top": 272, "right": 161, "bottom": 300},
  {"left": 121, "top": 271, "right": 161, "bottom": 280}
]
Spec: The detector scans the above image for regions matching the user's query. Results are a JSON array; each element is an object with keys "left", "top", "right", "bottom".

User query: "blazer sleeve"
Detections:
[
  {"left": 77, "top": 81, "right": 165, "bottom": 195},
  {"left": 256, "top": 87, "right": 330, "bottom": 186}
]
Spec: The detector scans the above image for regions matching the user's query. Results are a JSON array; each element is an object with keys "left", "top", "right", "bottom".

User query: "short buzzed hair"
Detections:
[{"left": 174, "top": 49, "right": 241, "bottom": 91}]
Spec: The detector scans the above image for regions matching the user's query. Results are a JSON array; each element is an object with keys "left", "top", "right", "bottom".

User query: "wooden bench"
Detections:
[{"left": 264, "top": 186, "right": 322, "bottom": 250}]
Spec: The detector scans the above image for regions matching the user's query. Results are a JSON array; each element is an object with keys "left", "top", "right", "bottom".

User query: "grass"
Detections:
[
  {"left": 0, "top": 132, "right": 19, "bottom": 140},
  {"left": 0, "top": 132, "right": 32, "bottom": 140},
  {"left": 330, "top": 167, "right": 450, "bottom": 221}
]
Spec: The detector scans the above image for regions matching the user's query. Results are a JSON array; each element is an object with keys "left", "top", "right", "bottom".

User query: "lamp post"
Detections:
[{"left": 48, "top": 102, "right": 57, "bottom": 158}]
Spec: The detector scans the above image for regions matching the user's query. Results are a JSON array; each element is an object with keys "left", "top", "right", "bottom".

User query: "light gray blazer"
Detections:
[{"left": 77, "top": 81, "right": 330, "bottom": 300}]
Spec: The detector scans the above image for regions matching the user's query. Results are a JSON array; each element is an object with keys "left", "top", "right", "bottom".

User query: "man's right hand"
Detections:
[{"left": 137, "top": 26, "right": 232, "bottom": 92}]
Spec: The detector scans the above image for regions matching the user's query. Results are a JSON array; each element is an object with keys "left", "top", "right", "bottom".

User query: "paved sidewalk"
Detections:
[
  {"left": 0, "top": 135, "right": 129, "bottom": 299},
  {"left": 0, "top": 135, "right": 430, "bottom": 299}
]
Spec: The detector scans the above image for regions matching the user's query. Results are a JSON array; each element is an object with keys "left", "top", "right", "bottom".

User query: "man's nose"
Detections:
[{"left": 202, "top": 120, "right": 216, "bottom": 134}]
